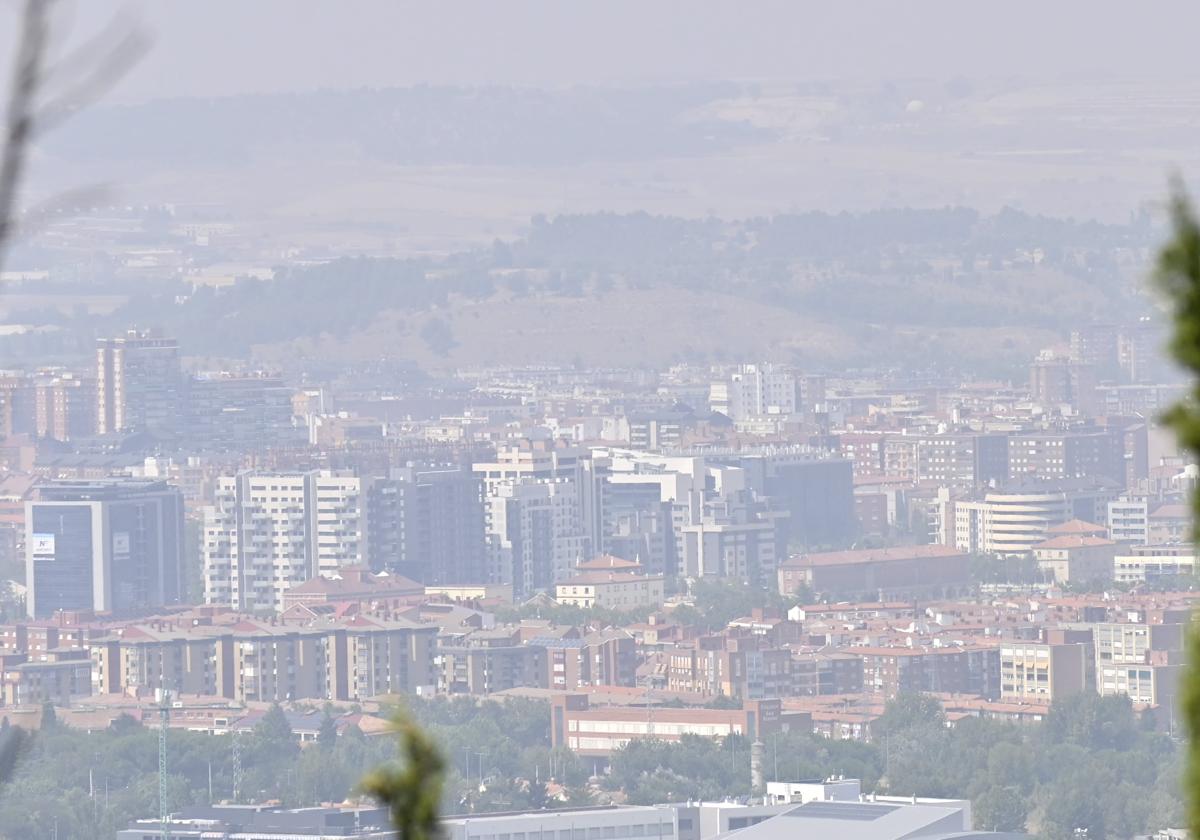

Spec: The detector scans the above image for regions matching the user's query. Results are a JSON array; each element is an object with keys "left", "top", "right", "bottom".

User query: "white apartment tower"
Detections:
[
  {"left": 710, "top": 364, "right": 799, "bottom": 422},
  {"left": 202, "top": 471, "right": 368, "bottom": 612}
]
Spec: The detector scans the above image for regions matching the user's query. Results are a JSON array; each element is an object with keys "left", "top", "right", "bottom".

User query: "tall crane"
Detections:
[
  {"left": 156, "top": 688, "right": 172, "bottom": 840},
  {"left": 152, "top": 691, "right": 243, "bottom": 840}
]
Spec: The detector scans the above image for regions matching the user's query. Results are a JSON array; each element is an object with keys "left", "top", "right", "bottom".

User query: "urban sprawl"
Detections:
[{"left": 0, "top": 322, "right": 1192, "bottom": 840}]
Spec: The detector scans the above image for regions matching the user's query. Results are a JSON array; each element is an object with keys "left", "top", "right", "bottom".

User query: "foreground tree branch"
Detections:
[{"left": 1155, "top": 180, "right": 1200, "bottom": 838}]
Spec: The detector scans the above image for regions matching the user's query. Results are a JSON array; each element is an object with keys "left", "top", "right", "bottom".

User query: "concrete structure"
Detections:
[
  {"left": 665, "top": 636, "right": 796, "bottom": 700},
  {"left": 484, "top": 478, "right": 590, "bottom": 599},
  {"left": 26, "top": 479, "right": 184, "bottom": 618},
  {"left": 1030, "top": 354, "right": 1095, "bottom": 414},
  {"left": 202, "top": 471, "right": 368, "bottom": 612},
  {"left": 681, "top": 516, "right": 779, "bottom": 583},
  {"left": 529, "top": 628, "right": 638, "bottom": 690},
  {"left": 1007, "top": 430, "right": 1124, "bottom": 484}
]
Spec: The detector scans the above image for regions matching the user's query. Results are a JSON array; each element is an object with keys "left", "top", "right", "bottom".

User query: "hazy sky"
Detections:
[{"left": 11, "top": 0, "right": 1200, "bottom": 102}]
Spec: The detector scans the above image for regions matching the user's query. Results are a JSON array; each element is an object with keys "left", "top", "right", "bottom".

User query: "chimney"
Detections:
[{"left": 750, "top": 739, "right": 765, "bottom": 797}]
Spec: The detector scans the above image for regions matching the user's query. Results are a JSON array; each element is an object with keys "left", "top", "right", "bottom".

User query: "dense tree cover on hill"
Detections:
[{"left": 1, "top": 206, "right": 1155, "bottom": 370}]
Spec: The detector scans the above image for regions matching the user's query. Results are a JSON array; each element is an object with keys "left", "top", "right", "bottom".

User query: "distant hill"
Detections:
[{"left": 0, "top": 207, "right": 1162, "bottom": 377}]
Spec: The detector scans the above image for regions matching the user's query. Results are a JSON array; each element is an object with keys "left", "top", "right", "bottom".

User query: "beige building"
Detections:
[
  {"left": 90, "top": 614, "right": 437, "bottom": 703},
  {"left": 1032, "top": 535, "right": 1117, "bottom": 585},
  {"left": 555, "top": 572, "right": 665, "bottom": 610},
  {"left": 999, "top": 641, "right": 1087, "bottom": 703}
]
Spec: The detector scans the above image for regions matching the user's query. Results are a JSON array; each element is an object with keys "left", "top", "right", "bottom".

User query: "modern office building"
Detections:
[
  {"left": 202, "top": 471, "right": 368, "bottom": 612},
  {"left": 95, "top": 330, "right": 182, "bottom": 435},
  {"left": 183, "top": 371, "right": 298, "bottom": 451},
  {"left": 740, "top": 453, "right": 855, "bottom": 549},
  {"left": 25, "top": 479, "right": 184, "bottom": 618}
]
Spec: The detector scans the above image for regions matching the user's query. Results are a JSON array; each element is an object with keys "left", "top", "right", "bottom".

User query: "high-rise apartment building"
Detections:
[
  {"left": 600, "top": 479, "right": 677, "bottom": 579},
  {"left": 1070, "top": 323, "right": 1121, "bottom": 383},
  {"left": 483, "top": 478, "right": 590, "bottom": 599},
  {"left": 367, "top": 464, "right": 486, "bottom": 585},
  {"left": 33, "top": 371, "right": 96, "bottom": 442},
  {"left": 0, "top": 373, "right": 35, "bottom": 438},
  {"left": 1029, "top": 355, "right": 1097, "bottom": 414},
  {"left": 25, "top": 479, "right": 184, "bottom": 618},
  {"left": 96, "top": 330, "right": 182, "bottom": 435},
  {"left": 202, "top": 471, "right": 368, "bottom": 612},
  {"left": 474, "top": 442, "right": 592, "bottom": 598},
  {"left": 709, "top": 364, "right": 799, "bottom": 422}
]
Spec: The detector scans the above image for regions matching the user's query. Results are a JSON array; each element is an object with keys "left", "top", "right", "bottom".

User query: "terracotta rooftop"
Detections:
[
  {"left": 1046, "top": 519, "right": 1107, "bottom": 536},
  {"left": 782, "top": 544, "right": 964, "bottom": 568}
]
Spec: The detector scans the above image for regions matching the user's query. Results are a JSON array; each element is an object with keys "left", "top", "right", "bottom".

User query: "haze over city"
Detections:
[{"left": 0, "top": 3, "right": 1199, "bottom": 840}]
